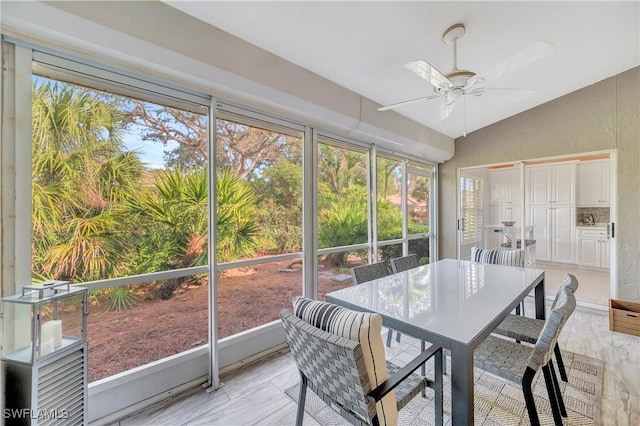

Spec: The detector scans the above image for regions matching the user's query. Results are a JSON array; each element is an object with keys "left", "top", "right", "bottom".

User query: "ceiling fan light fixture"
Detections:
[{"left": 445, "top": 70, "right": 476, "bottom": 87}]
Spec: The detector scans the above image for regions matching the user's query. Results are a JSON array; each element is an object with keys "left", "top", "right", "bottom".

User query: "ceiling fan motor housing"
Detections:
[{"left": 434, "top": 70, "right": 476, "bottom": 95}]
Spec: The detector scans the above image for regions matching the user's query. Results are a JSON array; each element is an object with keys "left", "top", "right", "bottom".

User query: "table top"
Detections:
[{"left": 326, "top": 258, "right": 544, "bottom": 346}]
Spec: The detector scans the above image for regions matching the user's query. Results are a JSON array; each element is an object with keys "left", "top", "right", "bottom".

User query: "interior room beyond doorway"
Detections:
[{"left": 458, "top": 151, "right": 614, "bottom": 309}]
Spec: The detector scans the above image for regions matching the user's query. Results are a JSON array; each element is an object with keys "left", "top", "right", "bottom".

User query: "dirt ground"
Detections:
[{"left": 85, "top": 259, "right": 359, "bottom": 382}]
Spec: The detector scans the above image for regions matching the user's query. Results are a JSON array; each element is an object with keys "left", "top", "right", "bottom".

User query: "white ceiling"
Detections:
[{"left": 165, "top": 1, "right": 639, "bottom": 139}]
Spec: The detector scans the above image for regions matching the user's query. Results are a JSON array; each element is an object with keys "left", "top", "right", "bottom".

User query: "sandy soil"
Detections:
[{"left": 85, "top": 259, "right": 359, "bottom": 382}]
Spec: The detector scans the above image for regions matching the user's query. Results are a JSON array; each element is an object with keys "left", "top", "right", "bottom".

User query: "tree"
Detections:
[
  {"left": 377, "top": 157, "right": 401, "bottom": 199},
  {"left": 129, "top": 101, "right": 300, "bottom": 178},
  {"left": 128, "top": 100, "right": 208, "bottom": 170},
  {"left": 251, "top": 159, "right": 303, "bottom": 254},
  {"left": 317, "top": 144, "right": 367, "bottom": 195},
  {"left": 318, "top": 191, "right": 369, "bottom": 266},
  {"left": 32, "top": 79, "right": 144, "bottom": 283}
]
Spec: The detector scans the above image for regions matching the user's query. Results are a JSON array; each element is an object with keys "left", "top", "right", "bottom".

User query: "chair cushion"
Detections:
[
  {"left": 471, "top": 246, "right": 525, "bottom": 267},
  {"left": 293, "top": 296, "right": 397, "bottom": 425}
]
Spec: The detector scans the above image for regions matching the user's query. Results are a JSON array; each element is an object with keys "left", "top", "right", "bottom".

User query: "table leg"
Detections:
[
  {"left": 434, "top": 348, "right": 443, "bottom": 426},
  {"left": 534, "top": 278, "right": 546, "bottom": 320},
  {"left": 450, "top": 341, "right": 474, "bottom": 426}
]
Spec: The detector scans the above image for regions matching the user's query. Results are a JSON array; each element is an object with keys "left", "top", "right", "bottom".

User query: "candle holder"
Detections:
[{"left": 1, "top": 281, "right": 88, "bottom": 425}]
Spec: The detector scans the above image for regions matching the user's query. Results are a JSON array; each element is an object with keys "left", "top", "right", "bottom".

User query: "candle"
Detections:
[
  {"left": 42, "top": 320, "right": 63, "bottom": 349},
  {"left": 40, "top": 337, "right": 54, "bottom": 357}
]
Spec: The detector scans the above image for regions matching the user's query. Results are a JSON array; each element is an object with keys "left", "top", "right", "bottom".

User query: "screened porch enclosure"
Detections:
[{"left": 2, "top": 39, "right": 439, "bottom": 423}]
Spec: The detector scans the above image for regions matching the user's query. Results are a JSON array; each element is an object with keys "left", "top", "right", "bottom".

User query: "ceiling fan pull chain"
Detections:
[
  {"left": 463, "top": 94, "right": 467, "bottom": 137},
  {"left": 443, "top": 104, "right": 448, "bottom": 136}
]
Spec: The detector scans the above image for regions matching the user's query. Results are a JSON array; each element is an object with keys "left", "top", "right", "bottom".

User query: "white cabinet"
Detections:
[
  {"left": 490, "top": 168, "right": 522, "bottom": 206},
  {"left": 529, "top": 163, "right": 576, "bottom": 205},
  {"left": 577, "top": 160, "right": 609, "bottom": 206},
  {"left": 576, "top": 227, "right": 609, "bottom": 269},
  {"left": 527, "top": 163, "right": 576, "bottom": 263},
  {"left": 530, "top": 205, "right": 576, "bottom": 263},
  {"left": 488, "top": 168, "right": 524, "bottom": 248}
]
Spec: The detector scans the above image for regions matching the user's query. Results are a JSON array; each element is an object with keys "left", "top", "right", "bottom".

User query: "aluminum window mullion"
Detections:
[
  {"left": 208, "top": 97, "right": 220, "bottom": 390},
  {"left": 401, "top": 161, "right": 408, "bottom": 256},
  {"left": 317, "top": 243, "right": 370, "bottom": 256},
  {"left": 216, "top": 252, "right": 303, "bottom": 271},
  {"left": 303, "top": 126, "right": 317, "bottom": 300},
  {"left": 431, "top": 165, "right": 439, "bottom": 261},
  {"left": 370, "top": 146, "right": 377, "bottom": 263},
  {"left": 71, "top": 266, "right": 209, "bottom": 292}
]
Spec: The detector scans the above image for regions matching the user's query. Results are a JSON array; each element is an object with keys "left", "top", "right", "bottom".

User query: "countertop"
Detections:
[{"left": 576, "top": 223, "right": 607, "bottom": 229}]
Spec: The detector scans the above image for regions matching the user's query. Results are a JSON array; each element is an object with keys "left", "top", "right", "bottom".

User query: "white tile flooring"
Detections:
[
  {"left": 111, "top": 299, "right": 640, "bottom": 426},
  {"left": 537, "top": 262, "right": 610, "bottom": 307}
]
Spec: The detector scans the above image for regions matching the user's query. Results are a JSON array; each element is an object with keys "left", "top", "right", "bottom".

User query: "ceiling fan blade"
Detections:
[
  {"left": 404, "top": 60, "right": 453, "bottom": 90},
  {"left": 377, "top": 95, "right": 440, "bottom": 111},
  {"left": 469, "top": 87, "right": 535, "bottom": 102},
  {"left": 467, "top": 41, "right": 555, "bottom": 87}
]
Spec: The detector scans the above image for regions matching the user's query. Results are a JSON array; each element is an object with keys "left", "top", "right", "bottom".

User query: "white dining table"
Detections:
[{"left": 325, "top": 258, "right": 545, "bottom": 426}]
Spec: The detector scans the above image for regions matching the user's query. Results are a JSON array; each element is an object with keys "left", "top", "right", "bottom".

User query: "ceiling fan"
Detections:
[{"left": 378, "top": 23, "right": 555, "bottom": 134}]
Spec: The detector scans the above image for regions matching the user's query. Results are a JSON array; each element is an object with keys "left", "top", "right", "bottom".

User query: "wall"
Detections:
[{"left": 439, "top": 67, "right": 640, "bottom": 301}]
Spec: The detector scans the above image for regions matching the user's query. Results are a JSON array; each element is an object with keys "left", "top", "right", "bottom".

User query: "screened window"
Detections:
[
  {"left": 31, "top": 74, "right": 210, "bottom": 381},
  {"left": 316, "top": 137, "right": 369, "bottom": 295},
  {"left": 215, "top": 115, "right": 303, "bottom": 334},
  {"left": 376, "top": 156, "right": 403, "bottom": 242}
]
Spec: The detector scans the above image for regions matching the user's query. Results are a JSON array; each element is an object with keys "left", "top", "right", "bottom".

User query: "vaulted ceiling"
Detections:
[{"left": 165, "top": 1, "right": 639, "bottom": 139}]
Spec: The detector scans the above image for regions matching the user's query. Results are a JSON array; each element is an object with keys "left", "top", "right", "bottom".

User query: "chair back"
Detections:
[
  {"left": 550, "top": 273, "right": 579, "bottom": 310},
  {"left": 280, "top": 309, "right": 384, "bottom": 425},
  {"left": 471, "top": 246, "right": 525, "bottom": 267},
  {"left": 390, "top": 254, "right": 419, "bottom": 273},
  {"left": 351, "top": 261, "right": 390, "bottom": 284},
  {"left": 527, "top": 287, "right": 576, "bottom": 372}
]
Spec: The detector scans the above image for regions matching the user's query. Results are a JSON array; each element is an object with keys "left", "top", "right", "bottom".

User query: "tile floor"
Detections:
[
  {"left": 537, "top": 262, "right": 610, "bottom": 307},
  {"left": 111, "top": 299, "right": 640, "bottom": 426}
]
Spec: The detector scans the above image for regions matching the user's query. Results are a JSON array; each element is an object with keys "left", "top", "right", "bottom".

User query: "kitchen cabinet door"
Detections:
[
  {"left": 490, "top": 169, "right": 522, "bottom": 205},
  {"left": 577, "top": 160, "right": 609, "bottom": 206},
  {"left": 528, "top": 166, "right": 551, "bottom": 205},
  {"left": 551, "top": 206, "right": 575, "bottom": 263},
  {"left": 577, "top": 237, "right": 599, "bottom": 267},
  {"left": 551, "top": 163, "right": 576, "bottom": 204},
  {"left": 600, "top": 239, "right": 610, "bottom": 268},
  {"left": 530, "top": 206, "right": 551, "bottom": 261}
]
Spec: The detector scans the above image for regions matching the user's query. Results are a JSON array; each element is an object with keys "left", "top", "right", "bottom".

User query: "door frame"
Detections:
[{"left": 457, "top": 148, "right": 618, "bottom": 308}]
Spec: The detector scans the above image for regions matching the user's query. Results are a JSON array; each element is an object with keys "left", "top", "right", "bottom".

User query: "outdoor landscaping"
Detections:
[{"left": 30, "top": 76, "right": 430, "bottom": 382}]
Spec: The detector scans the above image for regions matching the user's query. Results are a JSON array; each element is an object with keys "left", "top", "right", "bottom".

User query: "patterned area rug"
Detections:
[{"left": 285, "top": 349, "right": 603, "bottom": 425}]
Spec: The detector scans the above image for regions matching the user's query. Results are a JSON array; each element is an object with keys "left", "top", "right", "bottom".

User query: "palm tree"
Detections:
[
  {"left": 124, "top": 168, "right": 258, "bottom": 298},
  {"left": 32, "top": 78, "right": 144, "bottom": 282}
]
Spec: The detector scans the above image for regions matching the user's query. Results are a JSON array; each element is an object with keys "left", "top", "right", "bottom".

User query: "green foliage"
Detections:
[
  {"left": 376, "top": 199, "right": 403, "bottom": 241},
  {"left": 252, "top": 160, "right": 302, "bottom": 254},
  {"left": 318, "top": 190, "right": 368, "bottom": 266},
  {"left": 216, "top": 169, "right": 260, "bottom": 261},
  {"left": 32, "top": 79, "right": 142, "bottom": 283},
  {"left": 107, "top": 287, "right": 138, "bottom": 311},
  {"left": 317, "top": 144, "right": 367, "bottom": 194}
]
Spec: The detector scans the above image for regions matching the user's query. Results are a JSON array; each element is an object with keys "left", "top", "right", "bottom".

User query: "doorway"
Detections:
[{"left": 457, "top": 150, "right": 616, "bottom": 309}]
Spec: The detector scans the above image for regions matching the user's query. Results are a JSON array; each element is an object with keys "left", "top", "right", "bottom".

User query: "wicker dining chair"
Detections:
[
  {"left": 350, "top": 262, "right": 400, "bottom": 347},
  {"left": 471, "top": 246, "right": 527, "bottom": 315},
  {"left": 474, "top": 286, "right": 577, "bottom": 426},
  {"left": 390, "top": 254, "right": 419, "bottom": 273},
  {"left": 493, "top": 273, "right": 579, "bottom": 382},
  {"left": 281, "top": 301, "right": 443, "bottom": 426},
  {"left": 351, "top": 261, "right": 390, "bottom": 285}
]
